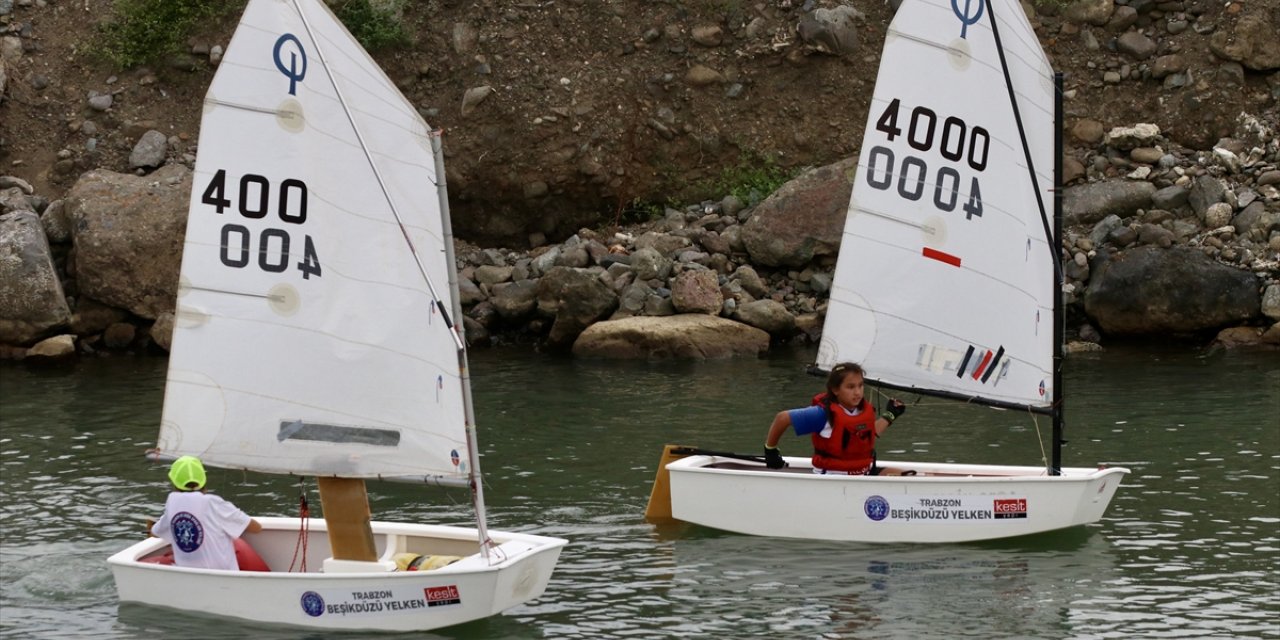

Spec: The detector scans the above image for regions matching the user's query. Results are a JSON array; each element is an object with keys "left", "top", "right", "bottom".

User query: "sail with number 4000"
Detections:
[
  {"left": 649, "top": 0, "right": 1127, "bottom": 543},
  {"left": 108, "top": 0, "right": 565, "bottom": 631}
]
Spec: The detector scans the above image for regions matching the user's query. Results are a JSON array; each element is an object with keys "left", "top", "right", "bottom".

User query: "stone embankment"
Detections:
[{"left": 1, "top": 113, "right": 1277, "bottom": 361}]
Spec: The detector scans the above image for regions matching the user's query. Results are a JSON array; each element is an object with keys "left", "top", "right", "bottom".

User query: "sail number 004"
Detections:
[
  {"left": 200, "top": 169, "right": 322, "bottom": 279},
  {"left": 866, "top": 98, "right": 987, "bottom": 220}
]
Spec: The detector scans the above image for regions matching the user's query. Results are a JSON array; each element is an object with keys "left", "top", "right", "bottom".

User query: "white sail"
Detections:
[
  {"left": 818, "top": 0, "right": 1057, "bottom": 409},
  {"left": 158, "top": 0, "right": 468, "bottom": 478}
]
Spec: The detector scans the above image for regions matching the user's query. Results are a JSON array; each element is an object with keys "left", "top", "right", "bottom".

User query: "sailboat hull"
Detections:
[
  {"left": 108, "top": 517, "right": 566, "bottom": 632},
  {"left": 667, "top": 456, "right": 1127, "bottom": 543}
]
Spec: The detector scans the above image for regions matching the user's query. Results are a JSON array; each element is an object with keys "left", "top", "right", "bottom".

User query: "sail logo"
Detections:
[
  {"left": 956, "top": 344, "right": 1009, "bottom": 385},
  {"left": 273, "top": 33, "right": 308, "bottom": 95},
  {"left": 425, "top": 585, "right": 461, "bottom": 607},
  {"left": 993, "top": 498, "right": 1027, "bottom": 518},
  {"left": 952, "top": 0, "right": 985, "bottom": 39}
]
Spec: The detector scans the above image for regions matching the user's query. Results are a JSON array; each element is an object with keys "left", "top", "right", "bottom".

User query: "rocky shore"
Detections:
[{"left": 2, "top": 112, "right": 1277, "bottom": 362}]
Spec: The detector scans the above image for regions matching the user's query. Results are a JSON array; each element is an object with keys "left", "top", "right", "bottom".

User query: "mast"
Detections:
[
  {"left": 1051, "top": 72, "right": 1065, "bottom": 475},
  {"left": 431, "top": 133, "right": 494, "bottom": 559}
]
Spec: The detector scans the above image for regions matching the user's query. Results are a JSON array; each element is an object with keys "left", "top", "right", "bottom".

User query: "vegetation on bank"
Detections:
[
  {"left": 614, "top": 150, "right": 797, "bottom": 226},
  {"left": 94, "top": 0, "right": 242, "bottom": 68},
  {"left": 94, "top": 0, "right": 406, "bottom": 69}
]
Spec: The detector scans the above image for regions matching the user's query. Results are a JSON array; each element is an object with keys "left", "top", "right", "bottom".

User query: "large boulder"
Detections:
[
  {"left": 0, "top": 211, "right": 72, "bottom": 344},
  {"left": 1084, "top": 247, "right": 1261, "bottom": 335},
  {"left": 572, "top": 314, "right": 769, "bottom": 359},
  {"left": 65, "top": 165, "right": 192, "bottom": 319},
  {"left": 741, "top": 157, "right": 855, "bottom": 268},
  {"left": 535, "top": 266, "right": 618, "bottom": 348}
]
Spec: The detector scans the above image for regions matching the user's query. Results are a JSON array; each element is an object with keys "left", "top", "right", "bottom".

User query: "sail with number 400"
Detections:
[
  {"left": 817, "top": 0, "right": 1058, "bottom": 412},
  {"left": 159, "top": 0, "right": 469, "bottom": 479}
]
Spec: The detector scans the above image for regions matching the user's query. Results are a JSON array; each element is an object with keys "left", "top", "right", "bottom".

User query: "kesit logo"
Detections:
[{"left": 993, "top": 498, "right": 1027, "bottom": 519}]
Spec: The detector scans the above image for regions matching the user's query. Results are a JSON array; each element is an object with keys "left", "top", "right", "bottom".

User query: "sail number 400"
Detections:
[{"left": 201, "top": 169, "right": 322, "bottom": 279}]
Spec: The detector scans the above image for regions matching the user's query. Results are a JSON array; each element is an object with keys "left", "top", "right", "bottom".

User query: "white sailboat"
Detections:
[
  {"left": 647, "top": 0, "right": 1128, "bottom": 543},
  {"left": 108, "top": 0, "right": 565, "bottom": 631}
]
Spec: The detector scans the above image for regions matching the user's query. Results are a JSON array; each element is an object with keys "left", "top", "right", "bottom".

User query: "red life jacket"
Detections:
[{"left": 810, "top": 392, "right": 877, "bottom": 473}]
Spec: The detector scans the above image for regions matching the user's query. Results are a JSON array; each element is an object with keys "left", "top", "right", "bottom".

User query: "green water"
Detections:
[{"left": 0, "top": 346, "right": 1277, "bottom": 639}]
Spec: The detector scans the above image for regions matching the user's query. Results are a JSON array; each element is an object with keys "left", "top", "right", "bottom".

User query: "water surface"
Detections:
[{"left": 1, "top": 346, "right": 1276, "bottom": 638}]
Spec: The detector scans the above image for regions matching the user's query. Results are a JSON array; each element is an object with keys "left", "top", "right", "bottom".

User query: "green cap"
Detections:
[{"left": 168, "top": 455, "right": 206, "bottom": 490}]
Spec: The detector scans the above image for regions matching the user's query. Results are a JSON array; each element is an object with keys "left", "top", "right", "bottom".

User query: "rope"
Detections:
[{"left": 287, "top": 481, "right": 311, "bottom": 573}]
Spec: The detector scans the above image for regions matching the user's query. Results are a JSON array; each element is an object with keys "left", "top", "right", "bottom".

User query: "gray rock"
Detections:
[
  {"left": 474, "top": 265, "right": 513, "bottom": 285},
  {"left": 490, "top": 280, "right": 538, "bottom": 320},
  {"left": 1151, "top": 185, "right": 1189, "bottom": 211},
  {"left": 797, "top": 5, "right": 862, "bottom": 55},
  {"left": 0, "top": 211, "right": 73, "bottom": 344},
  {"left": 1188, "top": 175, "right": 1226, "bottom": 218},
  {"left": 1116, "top": 31, "right": 1156, "bottom": 59},
  {"left": 1261, "top": 285, "right": 1280, "bottom": 322},
  {"left": 630, "top": 247, "right": 672, "bottom": 281},
  {"left": 1090, "top": 214, "right": 1124, "bottom": 247},
  {"left": 731, "top": 264, "right": 770, "bottom": 298},
  {"left": 535, "top": 266, "right": 618, "bottom": 348},
  {"left": 130, "top": 132, "right": 168, "bottom": 170},
  {"left": 633, "top": 231, "right": 691, "bottom": 257},
  {"left": 1063, "top": 0, "right": 1115, "bottom": 26},
  {"left": 735, "top": 299, "right": 796, "bottom": 335},
  {"left": 1065, "top": 180, "right": 1155, "bottom": 225},
  {"left": 460, "top": 85, "right": 493, "bottom": 117},
  {"left": 458, "top": 277, "right": 486, "bottom": 305},
  {"left": 87, "top": 92, "right": 113, "bottom": 111}
]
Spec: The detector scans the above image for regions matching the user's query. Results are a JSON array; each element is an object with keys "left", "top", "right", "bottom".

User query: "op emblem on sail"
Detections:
[
  {"left": 273, "top": 33, "right": 307, "bottom": 94},
  {"left": 952, "top": 0, "right": 985, "bottom": 39}
]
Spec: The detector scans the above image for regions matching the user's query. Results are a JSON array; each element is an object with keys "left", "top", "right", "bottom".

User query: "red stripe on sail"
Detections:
[
  {"left": 922, "top": 247, "right": 961, "bottom": 267},
  {"left": 972, "top": 349, "right": 994, "bottom": 379}
]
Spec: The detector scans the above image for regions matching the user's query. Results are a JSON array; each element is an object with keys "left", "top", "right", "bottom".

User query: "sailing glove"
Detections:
[
  {"left": 885, "top": 399, "right": 906, "bottom": 420},
  {"left": 764, "top": 445, "right": 785, "bottom": 469}
]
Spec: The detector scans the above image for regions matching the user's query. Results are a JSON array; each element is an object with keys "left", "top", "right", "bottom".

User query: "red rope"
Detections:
[{"left": 287, "top": 487, "right": 311, "bottom": 573}]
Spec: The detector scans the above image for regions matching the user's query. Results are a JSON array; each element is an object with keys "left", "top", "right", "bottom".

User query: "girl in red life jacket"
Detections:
[{"left": 762, "top": 362, "right": 905, "bottom": 475}]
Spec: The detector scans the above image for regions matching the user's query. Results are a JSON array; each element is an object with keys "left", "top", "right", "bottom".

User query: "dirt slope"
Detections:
[{"left": 1, "top": 0, "right": 1274, "bottom": 245}]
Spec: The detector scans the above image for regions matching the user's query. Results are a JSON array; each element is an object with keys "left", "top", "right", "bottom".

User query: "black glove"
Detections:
[
  {"left": 885, "top": 399, "right": 906, "bottom": 420},
  {"left": 764, "top": 445, "right": 785, "bottom": 469}
]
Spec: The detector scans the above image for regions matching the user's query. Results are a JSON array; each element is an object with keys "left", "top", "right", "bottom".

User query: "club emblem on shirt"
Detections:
[{"left": 171, "top": 511, "right": 204, "bottom": 552}]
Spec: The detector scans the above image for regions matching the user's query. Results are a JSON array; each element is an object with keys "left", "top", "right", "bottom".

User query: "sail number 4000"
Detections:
[
  {"left": 865, "top": 99, "right": 987, "bottom": 220},
  {"left": 201, "top": 169, "right": 322, "bottom": 279}
]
